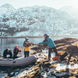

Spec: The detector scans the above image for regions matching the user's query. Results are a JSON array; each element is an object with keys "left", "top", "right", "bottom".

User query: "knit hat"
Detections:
[
  {"left": 44, "top": 34, "right": 49, "bottom": 38},
  {"left": 25, "top": 37, "right": 29, "bottom": 41}
]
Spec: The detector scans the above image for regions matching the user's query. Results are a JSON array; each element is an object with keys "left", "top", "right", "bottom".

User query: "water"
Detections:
[{"left": 0, "top": 38, "right": 43, "bottom": 56}]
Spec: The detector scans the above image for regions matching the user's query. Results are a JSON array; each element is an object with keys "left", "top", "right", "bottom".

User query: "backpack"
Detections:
[{"left": 23, "top": 41, "right": 30, "bottom": 47}]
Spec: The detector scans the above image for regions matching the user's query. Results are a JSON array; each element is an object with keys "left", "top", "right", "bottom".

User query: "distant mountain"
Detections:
[{"left": 0, "top": 4, "right": 77, "bottom": 36}]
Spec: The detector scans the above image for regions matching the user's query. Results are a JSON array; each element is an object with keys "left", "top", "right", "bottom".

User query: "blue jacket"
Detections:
[{"left": 39, "top": 37, "right": 55, "bottom": 48}]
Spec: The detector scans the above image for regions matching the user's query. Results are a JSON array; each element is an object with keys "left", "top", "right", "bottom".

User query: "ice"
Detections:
[{"left": 56, "top": 64, "right": 78, "bottom": 71}]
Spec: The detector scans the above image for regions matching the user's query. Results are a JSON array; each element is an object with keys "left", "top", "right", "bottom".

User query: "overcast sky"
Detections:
[{"left": 0, "top": 0, "right": 78, "bottom": 9}]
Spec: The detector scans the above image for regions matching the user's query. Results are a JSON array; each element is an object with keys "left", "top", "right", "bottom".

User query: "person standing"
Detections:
[
  {"left": 38, "top": 34, "right": 59, "bottom": 61},
  {"left": 23, "top": 37, "right": 32, "bottom": 58}
]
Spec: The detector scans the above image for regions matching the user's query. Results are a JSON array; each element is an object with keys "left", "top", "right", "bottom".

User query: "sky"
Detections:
[{"left": 0, "top": 0, "right": 78, "bottom": 9}]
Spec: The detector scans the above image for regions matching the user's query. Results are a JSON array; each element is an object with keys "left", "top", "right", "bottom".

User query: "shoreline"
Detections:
[
  {"left": 0, "top": 36, "right": 43, "bottom": 39},
  {"left": 0, "top": 35, "right": 75, "bottom": 39}
]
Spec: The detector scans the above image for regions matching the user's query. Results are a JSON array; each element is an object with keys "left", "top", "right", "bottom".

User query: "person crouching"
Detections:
[
  {"left": 3, "top": 48, "right": 12, "bottom": 58},
  {"left": 13, "top": 45, "right": 21, "bottom": 59}
]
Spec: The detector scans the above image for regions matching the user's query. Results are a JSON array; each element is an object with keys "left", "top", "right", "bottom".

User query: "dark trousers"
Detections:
[
  {"left": 48, "top": 47, "right": 58, "bottom": 60},
  {"left": 13, "top": 54, "right": 18, "bottom": 59},
  {"left": 24, "top": 51, "right": 29, "bottom": 58}
]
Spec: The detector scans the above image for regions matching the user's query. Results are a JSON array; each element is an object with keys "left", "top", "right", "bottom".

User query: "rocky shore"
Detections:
[{"left": 4, "top": 38, "right": 78, "bottom": 78}]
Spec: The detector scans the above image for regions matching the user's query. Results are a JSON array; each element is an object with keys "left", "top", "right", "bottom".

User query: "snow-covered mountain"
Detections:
[{"left": 0, "top": 4, "right": 77, "bottom": 36}]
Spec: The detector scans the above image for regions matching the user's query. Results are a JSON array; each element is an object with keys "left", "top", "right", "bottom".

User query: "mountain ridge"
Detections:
[{"left": 0, "top": 4, "right": 77, "bottom": 36}]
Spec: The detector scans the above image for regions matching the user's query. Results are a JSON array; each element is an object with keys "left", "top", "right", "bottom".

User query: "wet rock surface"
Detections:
[{"left": 1, "top": 38, "right": 78, "bottom": 78}]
